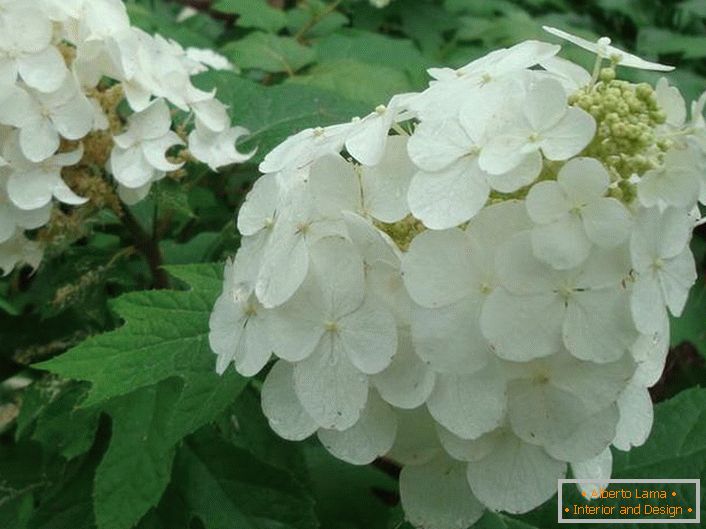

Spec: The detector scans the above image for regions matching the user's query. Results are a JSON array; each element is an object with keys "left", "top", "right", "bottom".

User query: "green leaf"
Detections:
[
  {"left": 288, "top": 60, "right": 412, "bottom": 107},
  {"left": 223, "top": 386, "right": 309, "bottom": 476},
  {"left": 637, "top": 28, "right": 706, "bottom": 60},
  {"left": 312, "top": 30, "right": 429, "bottom": 86},
  {"left": 31, "top": 383, "right": 99, "bottom": 460},
  {"left": 613, "top": 387, "right": 706, "bottom": 479},
  {"left": 126, "top": 4, "right": 224, "bottom": 49},
  {"left": 28, "top": 446, "right": 102, "bottom": 529},
  {"left": 93, "top": 383, "right": 177, "bottom": 529},
  {"left": 194, "top": 72, "right": 369, "bottom": 163},
  {"left": 475, "top": 512, "right": 541, "bottom": 528},
  {"left": 671, "top": 278, "right": 706, "bottom": 359},
  {"left": 34, "top": 265, "right": 249, "bottom": 529},
  {"left": 303, "top": 445, "right": 396, "bottom": 529},
  {"left": 286, "top": 0, "right": 348, "bottom": 39},
  {"left": 0, "top": 295, "right": 19, "bottom": 315},
  {"left": 173, "top": 430, "right": 319, "bottom": 529},
  {"left": 221, "top": 32, "right": 315, "bottom": 74},
  {"left": 36, "top": 264, "right": 227, "bottom": 406},
  {"left": 213, "top": 0, "right": 287, "bottom": 32}
]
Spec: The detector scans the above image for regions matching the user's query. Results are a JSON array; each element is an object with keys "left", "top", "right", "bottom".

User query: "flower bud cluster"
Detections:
[
  {"left": 210, "top": 29, "right": 705, "bottom": 528},
  {"left": 0, "top": 0, "right": 251, "bottom": 275}
]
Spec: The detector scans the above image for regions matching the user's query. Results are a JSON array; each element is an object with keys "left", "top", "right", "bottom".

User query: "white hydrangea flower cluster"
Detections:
[
  {"left": 0, "top": 0, "right": 250, "bottom": 275},
  {"left": 210, "top": 27, "right": 705, "bottom": 528}
]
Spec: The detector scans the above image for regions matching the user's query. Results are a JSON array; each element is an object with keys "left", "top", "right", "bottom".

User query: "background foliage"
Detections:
[{"left": 1, "top": 1, "right": 705, "bottom": 528}]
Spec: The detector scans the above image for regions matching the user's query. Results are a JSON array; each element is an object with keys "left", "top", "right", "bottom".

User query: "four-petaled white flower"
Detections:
[
  {"left": 629, "top": 207, "right": 697, "bottom": 334},
  {"left": 0, "top": 77, "right": 94, "bottom": 162},
  {"left": 479, "top": 78, "right": 596, "bottom": 176},
  {"left": 110, "top": 98, "right": 184, "bottom": 191},
  {"left": 526, "top": 157, "right": 631, "bottom": 269},
  {"left": 266, "top": 236, "right": 397, "bottom": 430}
]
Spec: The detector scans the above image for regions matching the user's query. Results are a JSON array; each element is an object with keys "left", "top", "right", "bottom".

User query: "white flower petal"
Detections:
[
  {"left": 531, "top": 215, "right": 592, "bottom": 270},
  {"left": 373, "top": 330, "right": 436, "bottom": 409},
  {"left": 17, "top": 46, "right": 67, "bottom": 93},
  {"left": 426, "top": 363, "right": 506, "bottom": 440},
  {"left": 402, "top": 228, "right": 475, "bottom": 308},
  {"left": 317, "top": 391, "right": 396, "bottom": 465},
  {"left": 388, "top": 408, "right": 443, "bottom": 466},
  {"left": 564, "top": 289, "right": 636, "bottom": 363},
  {"left": 571, "top": 448, "right": 613, "bottom": 497},
  {"left": 541, "top": 107, "right": 596, "bottom": 161},
  {"left": 261, "top": 360, "right": 317, "bottom": 441},
  {"left": 408, "top": 161, "right": 489, "bottom": 230},
  {"left": 411, "top": 297, "right": 489, "bottom": 374},
  {"left": 612, "top": 382, "right": 653, "bottom": 451},
  {"left": 361, "top": 135, "right": 415, "bottom": 223},
  {"left": 542, "top": 26, "right": 674, "bottom": 71},
  {"left": 481, "top": 289, "right": 564, "bottom": 361},
  {"left": 467, "top": 430, "right": 566, "bottom": 514},
  {"left": 630, "top": 274, "right": 667, "bottom": 335},
  {"left": 339, "top": 299, "right": 397, "bottom": 375},
  {"left": 526, "top": 180, "right": 572, "bottom": 224},
  {"left": 400, "top": 455, "right": 484, "bottom": 529},
  {"left": 486, "top": 150, "right": 542, "bottom": 193},
  {"left": 293, "top": 336, "right": 368, "bottom": 430},
  {"left": 581, "top": 198, "right": 631, "bottom": 248},
  {"left": 659, "top": 247, "right": 696, "bottom": 317},
  {"left": 407, "top": 119, "right": 471, "bottom": 172},
  {"left": 525, "top": 77, "right": 568, "bottom": 131},
  {"left": 237, "top": 173, "right": 280, "bottom": 237}
]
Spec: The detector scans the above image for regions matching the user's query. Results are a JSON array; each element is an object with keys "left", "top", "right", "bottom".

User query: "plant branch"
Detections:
[
  {"left": 294, "top": 0, "right": 343, "bottom": 42},
  {"left": 120, "top": 207, "right": 170, "bottom": 289}
]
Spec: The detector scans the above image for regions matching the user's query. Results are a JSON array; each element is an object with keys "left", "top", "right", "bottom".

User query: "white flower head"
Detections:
[{"left": 209, "top": 32, "right": 703, "bottom": 528}]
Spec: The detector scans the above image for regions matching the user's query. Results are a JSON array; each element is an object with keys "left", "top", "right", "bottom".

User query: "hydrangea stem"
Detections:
[{"left": 119, "top": 208, "right": 170, "bottom": 289}]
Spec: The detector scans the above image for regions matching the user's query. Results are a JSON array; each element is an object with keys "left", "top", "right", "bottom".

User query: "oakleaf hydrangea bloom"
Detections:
[
  {"left": 0, "top": 0, "right": 251, "bottom": 275},
  {"left": 210, "top": 27, "right": 705, "bottom": 529}
]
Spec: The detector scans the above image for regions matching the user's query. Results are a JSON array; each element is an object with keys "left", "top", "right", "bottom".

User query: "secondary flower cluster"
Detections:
[
  {"left": 210, "top": 28, "right": 705, "bottom": 528},
  {"left": 0, "top": 0, "right": 250, "bottom": 275}
]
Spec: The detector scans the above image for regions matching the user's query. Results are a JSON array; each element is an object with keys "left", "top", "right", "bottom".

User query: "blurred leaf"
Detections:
[
  {"left": 93, "top": 383, "right": 177, "bottom": 529},
  {"left": 213, "top": 0, "right": 287, "bottom": 33},
  {"left": 287, "top": 0, "right": 348, "bottom": 39},
  {"left": 394, "top": 1, "right": 459, "bottom": 56},
  {"left": 27, "top": 451, "right": 99, "bottom": 529},
  {"left": 126, "top": 4, "right": 223, "bottom": 48},
  {"left": 195, "top": 72, "right": 369, "bottom": 162},
  {"left": 671, "top": 278, "right": 706, "bottom": 359},
  {"left": 638, "top": 27, "right": 706, "bottom": 60},
  {"left": 161, "top": 233, "right": 221, "bottom": 265},
  {"left": 31, "top": 383, "right": 99, "bottom": 460},
  {"left": 289, "top": 60, "right": 411, "bottom": 107},
  {"left": 0, "top": 295, "right": 19, "bottom": 315},
  {"left": 221, "top": 32, "right": 315, "bottom": 74},
  {"left": 303, "top": 445, "right": 396, "bottom": 529},
  {"left": 224, "top": 385, "right": 309, "bottom": 476},
  {"left": 173, "top": 430, "right": 318, "bottom": 529},
  {"left": 312, "top": 30, "right": 429, "bottom": 86},
  {"left": 597, "top": 0, "right": 655, "bottom": 27},
  {"left": 156, "top": 180, "right": 195, "bottom": 220}
]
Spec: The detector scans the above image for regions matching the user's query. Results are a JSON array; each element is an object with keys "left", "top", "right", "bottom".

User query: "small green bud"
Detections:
[{"left": 599, "top": 67, "right": 616, "bottom": 82}]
